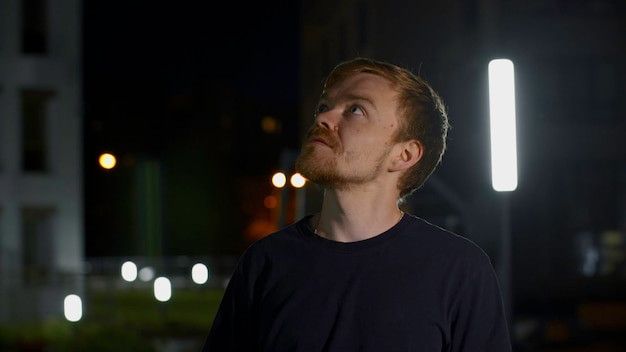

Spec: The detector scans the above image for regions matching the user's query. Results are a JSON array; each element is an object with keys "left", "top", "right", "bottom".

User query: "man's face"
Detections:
[{"left": 295, "top": 73, "right": 402, "bottom": 189}]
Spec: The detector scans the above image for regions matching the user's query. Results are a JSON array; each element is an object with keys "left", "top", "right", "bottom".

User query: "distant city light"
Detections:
[
  {"left": 120, "top": 261, "right": 137, "bottom": 282},
  {"left": 290, "top": 173, "right": 306, "bottom": 188},
  {"left": 154, "top": 277, "right": 172, "bottom": 302},
  {"left": 99, "top": 153, "right": 117, "bottom": 170},
  {"left": 272, "top": 172, "right": 287, "bottom": 188},
  {"left": 138, "top": 266, "right": 155, "bottom": 282},
  {"left": 488, "top": 59, "right": 518, "bottom": 192},
  {"left": 264, "top": 195, "right": 278, "bottom": 209},
  {"left": 64, "top": 294, "right": 82, "bottom": 322},
  {"left": 261, "top": 116, "right": 281, "bottom": 133},
  {"left": 191, "top": 263, "right": 209, "bottom": 284}
]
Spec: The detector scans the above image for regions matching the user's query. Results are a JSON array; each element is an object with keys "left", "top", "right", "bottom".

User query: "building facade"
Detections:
[{"left": 0, "top": 0, "right": 83, "bottom": 322}]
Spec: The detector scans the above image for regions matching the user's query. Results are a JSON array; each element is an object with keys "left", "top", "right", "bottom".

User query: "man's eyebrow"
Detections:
[
  {"left": 321, "top": 92, "right": 376, "bottom": 106},
  {"left": 345, "top": 93, "right": 375, "bottom": 105}
]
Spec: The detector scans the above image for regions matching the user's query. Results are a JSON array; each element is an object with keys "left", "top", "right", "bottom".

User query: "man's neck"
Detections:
[{"left": 312, "top": 188, "right": 403, "bottom": 243}]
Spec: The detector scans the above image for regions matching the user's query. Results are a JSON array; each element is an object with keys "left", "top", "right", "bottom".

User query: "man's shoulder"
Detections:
[
  {"left": 404, "top": 214, "right": 491, "bottom": 262},
  {"left": 233, "top": 219, "right": 313, "bottom": 277},
  {"left": 241, "top": 219, "right": 307, "bottom": 257}
]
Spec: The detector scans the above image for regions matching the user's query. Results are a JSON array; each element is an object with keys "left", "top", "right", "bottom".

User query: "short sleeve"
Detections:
[
  {"left": 202, "top": 252, "right": 258, "bottom": 351},
  {"left": 449, "top": 253, "right": 513, "bottom": 351}
]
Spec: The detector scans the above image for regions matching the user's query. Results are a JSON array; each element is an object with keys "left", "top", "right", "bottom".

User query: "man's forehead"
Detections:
[{"left": 323, "top": 73, "right": 396, "bottom": 100}]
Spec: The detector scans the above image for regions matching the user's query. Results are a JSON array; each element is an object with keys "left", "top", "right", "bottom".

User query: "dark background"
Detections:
[
  {"left": 6, "top": 0, "right": 624, "bottom": 349},
  {"left": 82, "top": 1, "right": 301, "bottom": 257}
]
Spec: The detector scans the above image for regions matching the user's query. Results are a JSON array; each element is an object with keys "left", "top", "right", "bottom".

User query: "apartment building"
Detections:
[{"left": 0, "top": 0, "right": 83, "bottom": 322}]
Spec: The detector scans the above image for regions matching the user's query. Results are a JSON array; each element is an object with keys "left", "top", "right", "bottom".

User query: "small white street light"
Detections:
[
  {"left": 121, "top": 261, "right": 138, "bottom": 282},
  {"left": 191, "top": 263, "right": 209, "bottom": 284},
  {"left": 154, "top": 277, "right": 172, "bottom": 302},
  {"left": 64, "top": 294, "right": 82, "bottom": 322}
]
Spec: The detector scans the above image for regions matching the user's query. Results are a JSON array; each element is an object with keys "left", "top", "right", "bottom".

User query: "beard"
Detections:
[
  {"left": 295, "top": 127, "right": 389, "bottom": 190},
  {"left": 295, "top": 142, "right": 341, "bottom": 187}
]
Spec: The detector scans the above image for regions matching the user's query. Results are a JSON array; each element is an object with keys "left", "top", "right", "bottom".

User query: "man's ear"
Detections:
[{"left": 390, "top": 140, "right": 423, "bottom": 172}]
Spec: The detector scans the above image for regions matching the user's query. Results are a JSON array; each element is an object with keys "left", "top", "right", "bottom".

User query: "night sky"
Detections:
[
  {"left": 83, "top": 2, "right": 300, "bottom": 100},
  {"left": 82, "top": 2, "right": 302, "bottom": 257}
]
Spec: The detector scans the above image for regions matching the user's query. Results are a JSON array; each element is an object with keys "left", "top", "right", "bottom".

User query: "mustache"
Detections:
[{"left": 303, "top": 126, "right": 339, "bottom": 149}]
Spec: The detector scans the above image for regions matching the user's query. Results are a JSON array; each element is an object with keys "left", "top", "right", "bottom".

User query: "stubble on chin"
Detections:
[
  {"left": 295, "top": 144, "right": 340, "bottom": 187},
  {"left": 296, "top": 140, "right": 391, "bottom": 191}
]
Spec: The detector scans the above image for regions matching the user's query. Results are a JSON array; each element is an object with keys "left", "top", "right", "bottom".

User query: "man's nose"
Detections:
[{"left": 315, "top": 110, "right": 339, "bottom": 131}]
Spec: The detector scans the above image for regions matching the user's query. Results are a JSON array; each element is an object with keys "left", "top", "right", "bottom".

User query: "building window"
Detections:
[
  {"left": 21, "top": 89, "right": 53, "bottom": 172},
  {"left": 21, "top": 0, "right": 48, "bottom": 54},
  {"left": 22, "top": 207, "right": 56, "bottom": 286}
]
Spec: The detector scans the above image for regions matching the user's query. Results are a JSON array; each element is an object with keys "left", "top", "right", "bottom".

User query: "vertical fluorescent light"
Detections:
[{"left": 488, "top": 59, "right": 518, "bottom": 192}]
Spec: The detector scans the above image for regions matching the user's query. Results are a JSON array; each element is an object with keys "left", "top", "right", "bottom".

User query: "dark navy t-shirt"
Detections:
[{"left": 203, "top": 214, "right": 512, "bottom": 351}]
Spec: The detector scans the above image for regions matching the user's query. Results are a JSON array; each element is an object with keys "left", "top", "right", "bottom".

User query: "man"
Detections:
[{"left": 202, "top": 57, "right": 512, "bottom": 351}]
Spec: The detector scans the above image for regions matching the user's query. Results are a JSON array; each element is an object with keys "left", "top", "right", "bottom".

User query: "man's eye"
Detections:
[
  {"left": 350, "top": 106, "right": 364, "bottom": 116},
  {"left": 316, "top": 104, "right": 329, "bottom": 113}
]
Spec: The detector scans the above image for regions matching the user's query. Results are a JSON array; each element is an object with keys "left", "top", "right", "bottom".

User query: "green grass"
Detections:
[{"left": 0, "top": 288, "right": 225, "bottom": 352}]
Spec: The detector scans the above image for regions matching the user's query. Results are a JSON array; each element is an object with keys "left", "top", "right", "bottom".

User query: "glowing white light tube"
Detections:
[{"left": 488, "top": 59, "right": 518, "bottom": 192}]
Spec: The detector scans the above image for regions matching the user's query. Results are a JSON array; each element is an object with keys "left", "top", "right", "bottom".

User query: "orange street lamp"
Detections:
[
  {"left": 99, "top": 153, "right": 117, "bottom": 170},
  {"left": 290, "top": 173, "right": 306, "bottom": 188},
  {"left": 271, "top": 172, "right": 287, "bottom": 188}
]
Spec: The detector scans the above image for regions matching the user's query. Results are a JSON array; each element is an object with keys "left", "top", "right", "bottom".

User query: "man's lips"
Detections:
[
  {"left": 304, "top": 127, "right": 338, "bottom": 149},
  {"left": 307, "top": 134, "right": 337, "bottom": 149},
  {"left": 309, "top": 136, "right": 330, "bottom": 146}
]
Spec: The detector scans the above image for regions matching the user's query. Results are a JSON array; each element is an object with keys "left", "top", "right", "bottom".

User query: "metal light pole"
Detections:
[
  {"left": 290, "top": 173, "right": 307, "bottom": 221},
  {"left": 271, "top": 172, "right": 288, "bottom": 228},
  {"left": 488, "top": 58, "right": 517, "bottom": 326}
]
